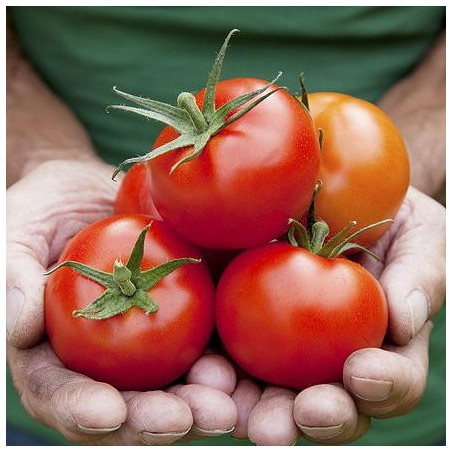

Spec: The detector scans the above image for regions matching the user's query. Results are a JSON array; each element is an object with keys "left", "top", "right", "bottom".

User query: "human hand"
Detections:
[
  {"left": 230, "top": 187, "right": 445, "bottom": 445},
  {"left": 7, "top": 341, "right": 239, "bottom": 445},
  {"left": 6, "top": 160, "right": 238, "bottom": 445}
]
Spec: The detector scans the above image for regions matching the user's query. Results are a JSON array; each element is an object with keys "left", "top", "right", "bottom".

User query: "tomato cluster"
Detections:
[{"left": 45, "top": 30, "right": 409, "bottom": 391}]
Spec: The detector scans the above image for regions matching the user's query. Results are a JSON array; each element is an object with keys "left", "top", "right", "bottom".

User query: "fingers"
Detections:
[
  {"left": 7, "top": 174, "right": 49, "bottom": 348},
  {"left": 246, "top": 322, "right": 431, "bottom": 445},
  {"left": 231, "top": 379, "right": 262, "bottom": 439},
  {"left": 8, "top": 327, "right": 432, "bottom": 446},
  {"left": 294, "top": 384, "right": 370, "bottom": 444},
  {"left": 343, "top": 322, "right": 432, "bottom": 418},
  {"left": 8, "top": 341, "right": 197, "bottom": 446},
  {"left": 114, "top": 391, "right": 193, "bottom": 445},
  {"left": 7, "top": 342, "right": 127, "bottom": 444},
  {"left": 186, "top": 353, "right": 237, "bottom": 394},
  {"left": 248, "top": 387, "right": 301, "bottom": 446},
  {"left": 6, "top": 248, "right": 46, "bottom": 348},
  {"left": 179, "top": 352, "right": 240, "bottom": 441},
  {"left": 369, "top": 188, "right": 445, "bottom": 345},
  {"left": 168, "top": 384, "right": 238, "bottom": 436}
]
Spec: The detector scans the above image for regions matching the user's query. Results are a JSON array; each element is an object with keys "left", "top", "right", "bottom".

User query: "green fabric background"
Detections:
[{"left": 11, "top": 6, "right": 445, "bottom": 166}]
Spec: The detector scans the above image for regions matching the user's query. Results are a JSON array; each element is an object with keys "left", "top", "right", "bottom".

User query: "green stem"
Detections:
[
  {"left": 288, "top": 184, "right": 393, "bottom": 260},
  {"left": 177, "top": 92, "right": 209, "bottom": 133},
  {"left": 307, "top": 179, "right": 323, "bottom": 235},
  {"left": 310, "top": 221, "right": 329, "bottom": 254},
  {"left": 288, "top": 218, "right": 312, "bottom": 251},
  {"left": 46, "top": 223, "right": 200, "bottom": 320},
  {"left": 298, "top": 73, "right": 310, "bottom": 112},
  {"left": 109, "top": 29, "right": 284, "bottom": 175},
  {"left": 113, "top": 261, "right": 136, "bottom": 296}
]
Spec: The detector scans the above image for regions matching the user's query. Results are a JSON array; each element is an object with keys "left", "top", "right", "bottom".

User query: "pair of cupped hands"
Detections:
[{"left": 6, "top": 159, "right": 445, "bottom": 446}]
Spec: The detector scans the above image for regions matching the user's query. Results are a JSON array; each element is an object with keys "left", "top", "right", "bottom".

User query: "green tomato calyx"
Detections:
[
  {"left": 109, "top": 29, "right": 285, "bottom": 179},
  {"left": 112, "top": 260, "right": 136, "bottom": 296},
  {"left": 45, "top": 223, "right": 200, "bottom": 320},
  {"left": 288, "top": 181, "right": 393, "bottom": 259}
]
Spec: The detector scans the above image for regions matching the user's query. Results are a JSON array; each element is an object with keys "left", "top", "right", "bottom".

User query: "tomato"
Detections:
[
  {"left": 216, "top": 241, "right": 388, "bottom": 390},
  {"left": 308, "top": 92, "right": 410, "bottom": 248},
  {"left": 147, "top": 79, "right": 320, "bottom": 250},
  {"left": 113, "top": 164, "right": 238, "bottom": 281},
  {"left": 114, "top": 162, "right": 161, "bottom": 219},
  {"left": 111, "top": 31, "right": 320, "bottom": 250},
  {"left": 45, "top": 214, "right": 215, "bottom": 391}
]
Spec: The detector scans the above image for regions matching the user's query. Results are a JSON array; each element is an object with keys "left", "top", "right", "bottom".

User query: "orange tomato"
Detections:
[{"left": 308, "top": 92, "right": 410, "bottom": 248}]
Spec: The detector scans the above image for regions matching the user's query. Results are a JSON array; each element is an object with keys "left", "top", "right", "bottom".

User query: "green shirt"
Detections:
[{"left": 8, "top": 6, "right": 445, "bottom": 446}]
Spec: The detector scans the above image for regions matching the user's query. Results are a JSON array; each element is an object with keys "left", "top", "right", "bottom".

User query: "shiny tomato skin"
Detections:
[
  {"left": 114, "top": 164, "right": 238, "bottom": 281},
  {"left": 45, "top": 214, "right": 215, "bottom": 391},
  {"left": 148, "top": 78, "right": 321, "bottom": 250},
  {"left": 309, "top": 92, "right": 410, "bottom": 248},
  {"left": 216, "top": 242, "right": 388, "bottom": 390},
  {"left": 114, "top": 163, "right": 162, "bottom": 219}
]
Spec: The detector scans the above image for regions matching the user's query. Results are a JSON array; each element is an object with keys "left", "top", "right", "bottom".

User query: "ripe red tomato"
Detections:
[
  {"left": 148, "top": 78, "right": 320, "bottom": 249},
  {"left": 45, "top": 214, "right": 215, "bottom": 391},
  {"left": 309, "top": 92, "right": 410, "bottom": 248},
  {"left": 113, "top": 164, "right": 238, "bottom": 281},
  {"left": 114, "top": 162, "right": 161, "bottom": 219},
  {"left": 216, "top": 242, "right": 388, "bottom": 390}
]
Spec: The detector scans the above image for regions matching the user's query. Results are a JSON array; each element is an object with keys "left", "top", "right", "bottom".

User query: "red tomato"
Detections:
[
  {"left": 114, "top": 164, "right": 238, "bottom": 281},
  {"left": 309, "top": 92, "right": 410, "bottom": 248},
  {"left": 148, "top": 78, "right": 320, "bottom": 249},
  {"left": 114, "top": 163, "right": 162, "bottom": 219},
  {"left": 216, "top": 242, "right": 388, "bottom": 390},
  {"left": 45, "top": 214, "right": 215, "bottom": 391}
]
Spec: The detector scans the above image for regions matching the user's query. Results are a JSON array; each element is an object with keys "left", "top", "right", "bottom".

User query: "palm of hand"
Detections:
[{"left": 6, "top": 161, "right": 445, "bottom": 445}]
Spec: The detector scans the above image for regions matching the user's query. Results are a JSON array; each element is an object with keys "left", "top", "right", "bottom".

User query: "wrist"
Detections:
[
  {"left": 379, "top": 86, "right": 445, "bottom": 201},
  {"left": 7, "top": 19, "right": 101, "bottom": 186},
  {"left": 20, "top": 147, "right": 101, "bottom": 180},
  {"left": 378, "top": 33, "right": 445, "bottom": 202},
  {"left": 379, "top": 82, "right": 445, "bottom": 202}
]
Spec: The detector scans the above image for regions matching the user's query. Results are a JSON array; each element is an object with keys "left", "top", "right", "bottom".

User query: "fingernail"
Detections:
[
  {"left": 141, "top": 428, "right": 190, "bottom": 445},
  {"left": 299, "top": 423, "right": 344, "bottom": 440},
  {"left": 190, "top": 424, "right": 235, "bottom": 437},
  {"left": 6, "top": 287, "right": 25, "bottom": 339},
  {"left": 350, "top": 376, "right": 393, "bottom": 402},
  {"left": 407, "top": 289, "right": 430, "bottom": 338},
  {"left": 76, "top": 423, "right": 121, "bottom": 434}
]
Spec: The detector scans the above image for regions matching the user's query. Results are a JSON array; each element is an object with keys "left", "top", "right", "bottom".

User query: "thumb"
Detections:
[
  {"left": 379, "top": 188, "right": 445, "bottom": 345},
  {"left": 6, "top": 159, "right": 118, "bottom": 349},
  {"left": 6, "top": 174, "right": 50, "bottom": 349},
  {"left": 7, "top": 242, "right": 47, "bottom": 348}
]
